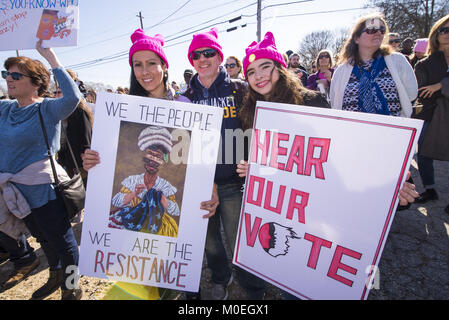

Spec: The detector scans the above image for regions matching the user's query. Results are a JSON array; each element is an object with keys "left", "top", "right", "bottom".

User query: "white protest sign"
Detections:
[
  {"left": 0, "top": 0, "right": 79, "bottom": 51},
  {"left": 79, "top": 92, "right": 223, "bottom": 292},
  {"left": 233, "top": 101, "right": 423, "bottom": 300}
]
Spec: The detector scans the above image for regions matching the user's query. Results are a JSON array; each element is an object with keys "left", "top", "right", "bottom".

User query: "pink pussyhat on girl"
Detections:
[
  {"left": 242, "top": 32, "right": 287, "bottom": 78},
  {"left": 129, "top": 29, "right": 169, "bottom": 68}
]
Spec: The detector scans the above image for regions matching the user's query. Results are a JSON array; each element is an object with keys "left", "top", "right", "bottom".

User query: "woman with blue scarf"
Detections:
[
  {"left": 330, "top": 14, "right": 418, "bottom": 117},
  {"left": 330, "top": 13, "right": 419, "bottom": 209}
]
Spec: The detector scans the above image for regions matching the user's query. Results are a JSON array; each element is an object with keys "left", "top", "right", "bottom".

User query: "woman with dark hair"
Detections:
[
  {"left": 237, "top": 31, "right": 329, "bottom": 172},
  {"left": 412, "top": 14, "right": 449, "bottom": 210},
  {"left": 306, "top": 49, "right": 335, "bottom": 100},
  {"left": 0, "top": 40, "right": 82, "bottom": 300},
  {"left": 81, "top": 29, "right": 195, "bottom": 300},
  {"left": 331, "top": 13, "right": 417, "bottom": 117},
  {"left": 237, "top": 31, "right": 418, "bottom": 301}
]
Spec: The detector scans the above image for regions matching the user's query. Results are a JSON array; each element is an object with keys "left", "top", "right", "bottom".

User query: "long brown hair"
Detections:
[
  {"left": 427, "top": 14, "right": 449, "bottom": 55},
  {"left": 4, "top": 56, "right": 50, "bottom": 97},
  {"left": 240, "top": 62, "right": 312, "bottom": 130},
  {"left": 337, "top": 13, "right": 392, "bottom": 66}
]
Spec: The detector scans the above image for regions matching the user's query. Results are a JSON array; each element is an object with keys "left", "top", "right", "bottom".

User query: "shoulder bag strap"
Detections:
[{"left": 37, "top": 105, "right": 60, "bottom": 185}]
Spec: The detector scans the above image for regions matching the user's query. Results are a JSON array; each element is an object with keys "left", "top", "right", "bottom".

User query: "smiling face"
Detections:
[
  {"left": 132, "top": 50, "right": 166, "bottom": 98},
  {"left": 192, "top": 47, "right": 222, "bottom": 81},
  {"left": 5, "top": 64, "right": 38, "bottom": 100},
  {"left": 246, "top": 58, "right": 279, "bottom": 99}
]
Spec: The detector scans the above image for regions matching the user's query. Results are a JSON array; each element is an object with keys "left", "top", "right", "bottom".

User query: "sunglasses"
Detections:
[
  {"left": 389, "top": 39, "right": 401, "bottom": 44},
  {"left": 225, "top": 63, "right": 237, "bottom": 69},
  {"left": 190, "top": 49, "right": 218, "bottom": 61},
  {"left": 53, "top": 90, "right": 62, "bottom": 95},
  {"left": 438, "top": 26, "right": 449, "bottom": 35},
  {"left": 362, "top": 26, "right": 386, "bottom": 35},
  {"left": 1, "top": 70, "right": 31, "bottom": 80},
  {"left": 318, "top": 55, "right": 330, "bottom": 59}
]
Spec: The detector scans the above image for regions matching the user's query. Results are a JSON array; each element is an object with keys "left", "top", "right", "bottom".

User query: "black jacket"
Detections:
[
  {"left": 57, "top": 106, "right": 92, "bottom": 173},
  {"left": 413, "top": 51, "right": 449, "bottom": 121}
]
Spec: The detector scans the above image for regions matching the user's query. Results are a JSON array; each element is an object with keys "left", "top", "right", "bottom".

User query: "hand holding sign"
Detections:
[{"left": 36, "top": 39, "right": 61, "bottom": 69}]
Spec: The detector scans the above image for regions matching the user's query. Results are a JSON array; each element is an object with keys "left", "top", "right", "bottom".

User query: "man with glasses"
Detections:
[{"left": 184, "top": 28, "right": 265, "bottom": 300}]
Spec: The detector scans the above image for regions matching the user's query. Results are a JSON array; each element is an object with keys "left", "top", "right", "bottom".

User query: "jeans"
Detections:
[
  {"left": 22, "top": 198, "right": 79, "bottom": 290},
  {"left": 0, "top": 231, "right": 37, "bottom": 269},
  {"left": 417, "top": 121, "right": 435, "bottom": 188},
  {"left": 204, "top": 182, "right": 266, "bottom": 299}
]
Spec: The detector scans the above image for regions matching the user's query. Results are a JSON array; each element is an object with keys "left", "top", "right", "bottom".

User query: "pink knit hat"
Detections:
[
  {"left": 187, "top": 28, "right": 224, "bottom": 66},
  {"left": 414, "top": 38, "right": 428, "bottom": 54},
  {"left": 242, "top": 32, "right": 287, "bottom": 78},
  {"left": 129, "top": 29, "right": 169, "bottom": 68}
]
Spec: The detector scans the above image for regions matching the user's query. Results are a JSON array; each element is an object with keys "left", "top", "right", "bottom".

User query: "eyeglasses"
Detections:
[
  {"left": 362, "top": 26, "right": 386, "bottom": 35},
  {"left": 1, "top": 70, "right": 31, "bottom": 80},
  {"left": 53, "top": 90, "right": 62, "bottom": 95},
  {"left": 190, "top": 49, "right": 218, "bottom": 61},
  {"left": 225, "top": 63, "right": 237, "bottom": 69},
  {"left": 389, "top": 39, "right": 401, "bottom": 44},
  {"left": 438, "top": 27, "right": 449, "bottom": 35}
]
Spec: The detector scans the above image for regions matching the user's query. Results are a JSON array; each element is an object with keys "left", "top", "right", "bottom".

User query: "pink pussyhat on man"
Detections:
[
  {"left": 242, "top": 32, "right": 287, "bottom": 79},
  {"left": 129, "top": 29, "right": 169, "bottom": 68},
  {"left": 187, "top": 27, "right": 224, "bottom": 66}
]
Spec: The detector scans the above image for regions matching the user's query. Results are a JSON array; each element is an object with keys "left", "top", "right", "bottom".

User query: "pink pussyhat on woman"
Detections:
[
  {"left": 242, "top": 32, "right": 287, "bottom": 78},
  {"left": 413, "top": 38, "right": 428, "bottom": 54},
  {"left": 129, "top": 29, "right": 169, "bottom": 68}
]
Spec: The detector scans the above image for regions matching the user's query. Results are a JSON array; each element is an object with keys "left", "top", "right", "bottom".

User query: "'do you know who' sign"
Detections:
[{"left": 0, "top": 0, "right": 79, "bottom": 51}]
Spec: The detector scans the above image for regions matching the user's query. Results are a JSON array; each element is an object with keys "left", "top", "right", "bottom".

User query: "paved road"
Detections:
[{"left": 368, "top": 159, "right": 449, "bottom": 300}]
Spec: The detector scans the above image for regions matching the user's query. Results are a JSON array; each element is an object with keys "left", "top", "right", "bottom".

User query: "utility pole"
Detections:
[
  {"left": 137, "top": 11, "right": 144, "bottom": 29},
  {"left": 257, "top": 0, "right": 262, "bottom": 41}
]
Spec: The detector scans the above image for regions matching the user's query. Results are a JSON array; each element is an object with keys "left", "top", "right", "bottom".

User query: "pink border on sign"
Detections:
[{"left": 234, "top": 106, "right": 418, "bottom": 300}]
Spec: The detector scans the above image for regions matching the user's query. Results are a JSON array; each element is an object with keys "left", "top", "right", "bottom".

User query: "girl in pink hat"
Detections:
[
  {"left": 82, "top": 29, "right": 191, "bottom": 170},
  {"left": 237, "top": 31, "right": 330, "bottom": 179},
  {"left": 80, "top": 29, "right": 202, "bottom": 301},
  {"left": 239, "top": 32, "right": 329, "bottom": 132},
  {"left": 237, "top": 31, "right": 419, "bottom": 228}
]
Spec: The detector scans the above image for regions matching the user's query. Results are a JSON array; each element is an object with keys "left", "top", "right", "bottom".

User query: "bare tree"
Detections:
[
  {"left": 368, "top": 0, "right": 449, "bottom": 38},
  {"left": 297, "top": 29, "right": 349, "bottom": 71}
]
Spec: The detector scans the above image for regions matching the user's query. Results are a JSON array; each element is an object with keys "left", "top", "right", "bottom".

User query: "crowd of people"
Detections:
[{"left": 0, "top": 11, "right": 448, "bottom": 300}]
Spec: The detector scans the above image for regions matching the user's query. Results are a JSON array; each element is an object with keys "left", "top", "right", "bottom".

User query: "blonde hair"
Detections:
[{"left": 427, "top": 14, "right": 449, "bottom": 55}]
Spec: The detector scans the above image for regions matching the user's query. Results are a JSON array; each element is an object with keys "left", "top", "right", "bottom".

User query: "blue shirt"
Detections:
[{"left": 0, "top": 67, "right": 82, "bottom": 209}]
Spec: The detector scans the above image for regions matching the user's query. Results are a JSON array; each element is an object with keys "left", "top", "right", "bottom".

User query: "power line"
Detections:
[
  {"left": 262, "top": 0, "right": 314, "bottom": 11},
  {"left": 67, "top": 3, "right": 369, "bottom": 71},
  {"left": 66, "top": 2, "right": 258, "bottom": 70},
  {"left": 146, "top": 0, "right": 193, "bottom": 31}
]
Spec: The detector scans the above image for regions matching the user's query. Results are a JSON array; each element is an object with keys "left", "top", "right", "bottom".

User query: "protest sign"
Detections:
[
  {"left": 233, "top": 101, "right": 423, "bottom": 300},
  {"left": 0, "top": 0, "right": 79, "bottom": 51},
  {"left": 79, "top": 92, "right": 223, "bottom": 292}
]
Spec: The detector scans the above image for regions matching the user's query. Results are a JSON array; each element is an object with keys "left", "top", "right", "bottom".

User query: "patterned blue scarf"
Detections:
[{"left": 352, "top": 56, "right": 390, "bottom": 115}]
